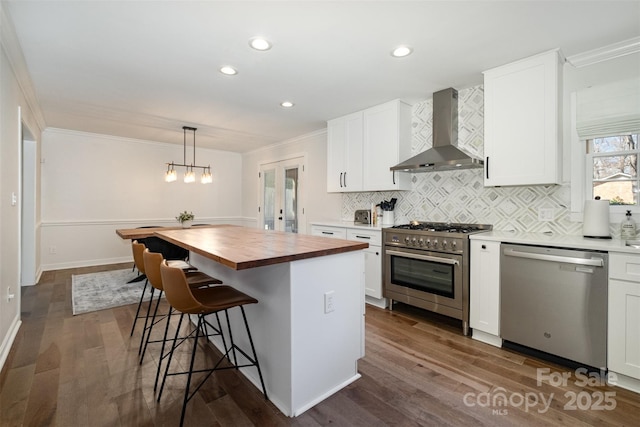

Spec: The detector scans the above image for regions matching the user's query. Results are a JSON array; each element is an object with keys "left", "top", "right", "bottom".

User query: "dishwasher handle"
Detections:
[{"left": 503, "top": 248, "right": 604, "bottom": 267}]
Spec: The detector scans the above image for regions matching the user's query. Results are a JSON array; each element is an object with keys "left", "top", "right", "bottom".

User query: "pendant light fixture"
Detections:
[{"left": 165, "top": 126, "right": 212, "bottom": 184}]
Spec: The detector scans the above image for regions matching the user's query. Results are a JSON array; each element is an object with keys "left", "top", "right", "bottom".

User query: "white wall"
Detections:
[
  {"left": 0, "top": 8, "right": 43, "bottom": 372},
  {"left": 241, "top": 130, "right": 342, "bottom": 233},
  {"left": 40, "top": 128, "right": 243, "bottom": 269}
]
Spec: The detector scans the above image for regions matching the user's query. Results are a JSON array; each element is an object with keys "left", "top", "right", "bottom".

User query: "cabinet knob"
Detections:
[
  {"left": 481, "top": 244, "right": 486, "bottom": 249},
  {"left": 375, "top": 252, "right": 379, "bottom": 256}
]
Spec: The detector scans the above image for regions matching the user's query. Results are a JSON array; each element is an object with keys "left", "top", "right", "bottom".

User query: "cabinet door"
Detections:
[
  {"left": 363, "top": 100, "right": 411, "bottom": 191},
  {"left": 327, "top": 112, "right": 363, "bottom": 192},
  {"left": 608, "top": 278, "right": 640, "bottom": 379},
  {"left": 363, "top": 246, "right": 382, "bottom": 298},
  {"left": 347, "top": 229, "right": 382, "bottom": 298},
  {"left": 470, "top": 240, "right": 500, "bottom": 336},
  {"left": 483, "top": 49, "right": 561, "bottom": 186}
]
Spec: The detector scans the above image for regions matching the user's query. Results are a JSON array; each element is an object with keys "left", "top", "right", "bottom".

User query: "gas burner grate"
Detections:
[{"left": 391, "top": 222, "right": 491, "bottom": 234}]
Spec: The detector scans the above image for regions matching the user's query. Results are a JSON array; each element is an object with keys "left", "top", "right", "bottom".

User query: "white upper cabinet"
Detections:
[
  {"left": 327, "top": 111, "right": 363, "bottom": 192},
  {"left": 327, "top": 100, "right": 411, "bottom": 192},
  {"left": 362, "top": 100, "right": 412, "bottom": 192},
  {"left": 483, "top": 49, "right": 563, "bottom": 187}
]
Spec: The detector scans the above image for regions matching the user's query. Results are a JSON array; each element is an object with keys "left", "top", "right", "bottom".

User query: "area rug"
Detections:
[{"left": 71, "top": 269, "right": 151, "bottom": 315}]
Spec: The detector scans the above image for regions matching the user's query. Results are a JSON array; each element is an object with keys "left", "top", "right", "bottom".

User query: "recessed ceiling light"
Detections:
[
  {"left": 219, "top": 66, "right": 238, "bottom": 75},
  {"left": 249, "top": 37, "right": 272, "bottom": 51},
  {"left": 280, "top": 101, "right": 294, "bottom": 108},
  {"left": 391, "top": 46, "right": 413, "bottom": 58}
]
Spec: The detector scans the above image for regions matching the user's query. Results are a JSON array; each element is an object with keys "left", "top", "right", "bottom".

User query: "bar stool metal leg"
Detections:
[
  {"left": 240, "top": 306, "right": 268, "bottom": 399},
  {"left": 180, "top": 315, "right": 203, "bottom": 427},
  {"left": 154, "top": 306, "right": 173, "bottom": 392},
  {"left": 140, "top": 289, "right": 164, "bottom": 363},
  {"left": 157, "top": 312, "right": 185, "bottom": 402},
  {"left": 156, "top": 312, "right": 228, "bottom": 401},
  {"left": 137, "top": 286, "right": 155, "bottom": 355},
  {"left": 129, "top": 279, "right": 149, "bottom": 336}
]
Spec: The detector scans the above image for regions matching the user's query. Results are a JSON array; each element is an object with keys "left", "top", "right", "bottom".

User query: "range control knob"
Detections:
[
  {"left": 452, "top": 241, "right": 457, "bottom": 250},
  {"left": 442, "top": 240, "right": 448, "bottom": 250},
  {"left": 418, "top": 238, "right": 425, "bottom": 247},
  {"left": 411, "top": 237, "right": 418, "bottom": 246},
  {"left": 433, "top": 239, "right": 438, "bottom": 248},
  {"left": 404, "top": 236, "right": 411, "bottom": 244}
]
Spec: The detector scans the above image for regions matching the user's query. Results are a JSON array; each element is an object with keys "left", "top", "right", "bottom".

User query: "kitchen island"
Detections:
[{"left": 154, "top": 226, "right": 368, "bottom": 417}]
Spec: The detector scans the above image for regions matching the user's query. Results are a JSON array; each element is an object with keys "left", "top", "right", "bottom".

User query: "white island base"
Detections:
[{"left": 190, "top": 250, "right": 365, "bottom": 417}]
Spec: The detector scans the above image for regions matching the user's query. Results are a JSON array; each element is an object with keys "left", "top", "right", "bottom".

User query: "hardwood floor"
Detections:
[{"left": 1, "top": 263, "right": 638, "bottom": 426}]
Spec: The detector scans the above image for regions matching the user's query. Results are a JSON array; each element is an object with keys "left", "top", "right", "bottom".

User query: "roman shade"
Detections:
[{"left": 576, "top": 77, "right": 640, "bottom": 140}]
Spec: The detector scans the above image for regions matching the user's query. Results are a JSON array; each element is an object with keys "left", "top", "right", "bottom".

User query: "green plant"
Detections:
[{"left": 176, "top": 211, "right": 194, "bottom": 223}]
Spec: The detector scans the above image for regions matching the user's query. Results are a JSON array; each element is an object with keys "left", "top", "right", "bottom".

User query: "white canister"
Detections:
[
  {"left": 382, "top": 211, "right": 395, "bottom": 226},
  {"left": 582, "top": 198, "right": 611, "bottom": 238}
]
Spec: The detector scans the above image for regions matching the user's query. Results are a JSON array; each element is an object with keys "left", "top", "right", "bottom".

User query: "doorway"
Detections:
[
  {"left": 20, "top": 119, "right": 37, "bottom": 286},
  {"left": 259, "top": 156, "right": 305, "bottom": 233}
]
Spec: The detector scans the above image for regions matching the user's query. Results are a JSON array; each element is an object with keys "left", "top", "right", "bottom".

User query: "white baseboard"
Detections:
[
  {"left": 471, "top": 329, "right": 503, "bottom": 348},
  {"left": 41, "top": 256, "right": 132, "bottom": 271},
  {"left": 0, "top": 315, "right": 22, "bottom": 374},
  {"left": 365, "top": 295, "right": 388, "bottom": 309},
  {"left": 610, "top": 371, "right": 640, "bottom": 394}
]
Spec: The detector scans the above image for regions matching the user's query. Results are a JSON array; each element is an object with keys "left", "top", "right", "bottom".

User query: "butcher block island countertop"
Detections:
[
  {"left": 140, "top": 224, "right": 368, "bottom": 417},
  {"left": 154, "top": 226, "right": 368, "bottom": 270}
]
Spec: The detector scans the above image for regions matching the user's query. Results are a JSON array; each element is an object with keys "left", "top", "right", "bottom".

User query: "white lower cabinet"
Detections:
[
  {"left": 311, "top": 224, "right": 386, "bottom": 307},
  {"left": 469, "top": 239, "right": 502, "bottom": 347},
  {"left": 608, "top": 253, "right": 640, "bottom": 393},
  {"left": 346, "top": 229, "right": 383, "bottom": 301}
]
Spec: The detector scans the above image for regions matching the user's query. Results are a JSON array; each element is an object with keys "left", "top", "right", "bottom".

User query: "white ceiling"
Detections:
[{"left": 5, "top": 0, "right": 640, "bottom": 152}]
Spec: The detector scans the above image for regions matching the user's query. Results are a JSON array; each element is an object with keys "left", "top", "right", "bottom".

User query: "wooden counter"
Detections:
[
  {"left": 115, "top": 224, "right": 231, "bottom": 240},
  {"left": 155, "top": 226, "right": 368, "bottom": 270}
]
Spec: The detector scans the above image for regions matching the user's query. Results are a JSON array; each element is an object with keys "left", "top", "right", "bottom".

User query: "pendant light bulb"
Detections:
[
  {"left": 201, "top": 168, "right": 212, "bottom": 184},
  {"left": 184, "top": 166, "right": 195, "bottom": 183},
  {"left": 165, "top": 163, "right": 177, "bottom": 182}
]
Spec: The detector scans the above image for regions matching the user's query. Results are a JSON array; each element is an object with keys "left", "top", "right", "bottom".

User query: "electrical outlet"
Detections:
[
  {"left": 49, "top": 246, "right": 57, "bottom": 254},
  {"left": 7, "top": 286, "right": 15, "bottom": 302},
  {"left": 538, "top": 208, "right": 554, "bottom": 221},
  {"left": 324, "top": 291, "right": 335, "bottom": 313}
]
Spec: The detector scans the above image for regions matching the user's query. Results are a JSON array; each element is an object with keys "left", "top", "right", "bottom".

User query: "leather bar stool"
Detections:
[
  {"left": 129, "top": 240, "right": 198, "bottom": 337},
  {"left": 158, "top": 261, "right": 267, "bottom": 427},
  {"left": 140, "top": 249, "right": 224, "bottom": 391}
]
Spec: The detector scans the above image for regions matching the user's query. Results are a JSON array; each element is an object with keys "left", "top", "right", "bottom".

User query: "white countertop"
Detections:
[{"left": 470, "top": 230, "right": 639, "bottom": 254}]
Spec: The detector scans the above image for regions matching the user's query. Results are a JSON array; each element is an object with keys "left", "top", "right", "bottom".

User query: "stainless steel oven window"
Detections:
[{"left": 390, "top": 255, "right": 455, "bottom": 298}]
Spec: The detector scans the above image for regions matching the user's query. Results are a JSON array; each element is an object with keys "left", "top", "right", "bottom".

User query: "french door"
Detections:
[{"left": 259, "top": 157, "right": 305, "bottom": 233}]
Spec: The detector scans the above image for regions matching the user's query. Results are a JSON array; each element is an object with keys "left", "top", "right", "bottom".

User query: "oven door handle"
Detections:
[{"left": 386, "top": 249, "right": 459, "bottom": 266}]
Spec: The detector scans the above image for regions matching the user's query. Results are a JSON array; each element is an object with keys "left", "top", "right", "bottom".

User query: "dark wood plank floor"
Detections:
[{"left": 1, "top": 263, "right": 638, "bottom": 426}]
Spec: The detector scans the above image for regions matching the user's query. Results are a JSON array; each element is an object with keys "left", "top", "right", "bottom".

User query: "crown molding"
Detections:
[
  {"left": 567, "top": 37, "right": 640, "bottom": 68},
  {"left": 0, "top": 3, "right": 47, "bottom": 131}
]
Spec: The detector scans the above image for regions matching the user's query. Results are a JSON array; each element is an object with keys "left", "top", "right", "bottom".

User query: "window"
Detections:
[{"left": 586, "top": 134, "right": 639, "bottom": 207}]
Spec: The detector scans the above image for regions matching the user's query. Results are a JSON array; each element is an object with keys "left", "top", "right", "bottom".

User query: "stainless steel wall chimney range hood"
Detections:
[{"left": 391, "top": 88, "right": 484, "bottom": 173}]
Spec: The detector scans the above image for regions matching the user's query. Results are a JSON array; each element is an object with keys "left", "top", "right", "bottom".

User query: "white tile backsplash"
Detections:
[{"left": 342, "top": 85, "right": 583, "bottom": 235}]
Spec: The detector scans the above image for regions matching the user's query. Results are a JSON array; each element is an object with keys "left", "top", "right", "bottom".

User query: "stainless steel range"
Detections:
[{"left": 383, "top": 221, "right": 492, "bottom": 335}]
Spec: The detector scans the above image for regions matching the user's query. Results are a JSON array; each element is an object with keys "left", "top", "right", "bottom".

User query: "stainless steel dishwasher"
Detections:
[{"left": 500, "top": 243, "right": 608, "bottom": 369}]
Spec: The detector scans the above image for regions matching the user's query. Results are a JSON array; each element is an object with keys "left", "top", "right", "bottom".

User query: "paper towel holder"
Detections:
[{"left": 583, "top": 196, "right": 612, "bottom": 239}]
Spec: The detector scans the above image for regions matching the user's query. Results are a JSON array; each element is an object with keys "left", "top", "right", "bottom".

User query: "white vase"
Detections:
[{"left": 181, "top": 220, "right": 193, "bottom": 229}]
